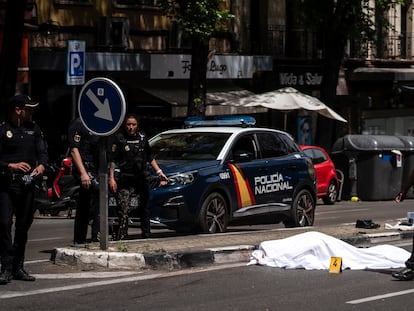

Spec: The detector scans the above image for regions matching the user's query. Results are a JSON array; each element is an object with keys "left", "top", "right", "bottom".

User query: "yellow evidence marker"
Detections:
[{"left": 329, "top": 257, "right": 342, "bottom": 274}]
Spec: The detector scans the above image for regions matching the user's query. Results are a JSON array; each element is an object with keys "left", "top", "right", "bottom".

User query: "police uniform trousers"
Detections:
[
  {"left": 0, "top": 178, "right": 36, "bottom": 272},
  {"left": 74, "top": 186, "right": 99, "bottom": 243},
  {"left": 117, "top": 174, "right": 150, "bottom": 238}
]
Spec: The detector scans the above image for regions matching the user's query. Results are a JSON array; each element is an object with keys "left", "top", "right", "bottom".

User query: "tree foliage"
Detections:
[
  {"left": 297, "top": 0, "right": 405, "bottom": 150},
  {"left": 159, "top": 0, "right": 233, "bottom": 39},
  {"left": 298, "top": 0, "right": 405, "bottom": 57},
  {"left": 158, "top": 0, "right": 233, "bottom": 116}
]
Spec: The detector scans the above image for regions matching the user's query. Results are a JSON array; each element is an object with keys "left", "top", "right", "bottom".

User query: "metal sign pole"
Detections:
[
  {"left": 71, "top": 86, "right": 77, "bottom": 120},
  {"left": 78, "top": 77, "right": 126, "bottom": 251},
  {"left": 99, "top": 138, "right": 108, "bottom": 250}
]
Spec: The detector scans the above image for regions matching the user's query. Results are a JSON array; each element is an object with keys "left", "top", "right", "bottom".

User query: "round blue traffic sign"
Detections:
[{"left": 78, "top": 77, "right": 126, "bottom": 136}]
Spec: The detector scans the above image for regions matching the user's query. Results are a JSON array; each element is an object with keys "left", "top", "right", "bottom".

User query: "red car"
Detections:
[{"left": 300, "top": 145, "right": 338, "bottom": 205}]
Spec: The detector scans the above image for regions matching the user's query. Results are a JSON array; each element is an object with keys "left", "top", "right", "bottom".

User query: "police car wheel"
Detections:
[
  {"left": 284, "top": 189, "right": 315, "bottom": 228},
  {"left": 322, "top": 180, "right": 338, "bottom": 205},
  {"left": 197, "top": 192, "right": 228, "bottom": 234}
]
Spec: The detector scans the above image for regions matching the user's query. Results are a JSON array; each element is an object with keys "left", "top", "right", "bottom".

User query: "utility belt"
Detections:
[
  {"left": 0, "top": 171, "right": 37, "bottom": 185},
  {"left": 118, "top": 171, "right": 146, "bottom": 186},
  {"left": 84, "top": 161, "right": 97, "bottom": 172}
]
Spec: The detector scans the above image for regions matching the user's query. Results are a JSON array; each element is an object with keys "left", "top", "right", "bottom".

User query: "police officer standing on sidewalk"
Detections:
[
  {"left": 68, "top": 117, "right": 100, "bottom": 244},
  {"left": 0, "top": 94, "right": 48, "bottom": 285},
  {"left": 109, "top": 113, "right": 167, "bottom": 240},
  {"left": 393, "top": 169, "right": 414, "bottom": 281}
]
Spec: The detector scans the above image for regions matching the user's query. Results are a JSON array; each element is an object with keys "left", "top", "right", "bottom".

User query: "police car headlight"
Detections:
[{"left": 168, "top": 171, "right": 197, "bottom": 185}]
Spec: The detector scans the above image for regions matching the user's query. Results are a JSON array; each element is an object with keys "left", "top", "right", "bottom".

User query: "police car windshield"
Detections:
[{"left": 151, "top": 132, "right": 231, "bottom": 160}]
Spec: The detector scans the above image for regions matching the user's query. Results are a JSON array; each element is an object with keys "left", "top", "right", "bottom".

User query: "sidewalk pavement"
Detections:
[{"left": 52, "top": 222, "right": 414, "bottom": 271}]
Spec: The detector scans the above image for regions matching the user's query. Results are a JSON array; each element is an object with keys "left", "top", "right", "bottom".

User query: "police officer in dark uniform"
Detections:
[
  {"left": 109, "top": 113, "right": 167, "bottom": 240},
  {"left": 0, "top": 94, "right": 48, "bottom": 285},
  {"left": 393, "top": 170, "right": 414, "bottom": 280},
  {"left": 68, "top": 118, "right": 100, "bottom": 244}
]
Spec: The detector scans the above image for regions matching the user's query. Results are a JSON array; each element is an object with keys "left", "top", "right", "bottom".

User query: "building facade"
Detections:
[{"left": 2, "top": 0, "right": 414, "bottom": 158}]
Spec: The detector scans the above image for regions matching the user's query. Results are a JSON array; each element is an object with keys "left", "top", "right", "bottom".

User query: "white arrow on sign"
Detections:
[{"left": 86, "top": 89, "right": 113, "bottom": 122}]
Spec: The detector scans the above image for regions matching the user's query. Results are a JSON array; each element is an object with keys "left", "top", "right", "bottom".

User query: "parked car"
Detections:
[
  {"left": 145, "top": 116, "right": 317, "bottom": 234},
  {"left": 300, "top": 145, "right": 338, "bottom": 205}
]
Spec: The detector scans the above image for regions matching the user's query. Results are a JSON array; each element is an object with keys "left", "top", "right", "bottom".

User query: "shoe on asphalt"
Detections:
[
  {"left": 13, "top": 269, "right": 36, "bottom": 281},
  {"left": 0, "top": 270, "right": 13, "bottom": 285},
  {"left": 355, "top": 219, "right": 380, "bottom": 229},
  {"left": 392, "top": 268, "right": 414, "bottom": 281}
]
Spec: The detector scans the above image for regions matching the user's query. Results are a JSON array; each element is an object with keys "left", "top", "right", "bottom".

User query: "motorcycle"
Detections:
[{"left": 35, "top": 157, "right": 79, "bottom": 218}]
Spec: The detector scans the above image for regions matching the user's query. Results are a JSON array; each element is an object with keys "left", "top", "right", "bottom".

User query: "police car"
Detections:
[{"left": 148, "top": 116, "right": 316, "bottom": 233}]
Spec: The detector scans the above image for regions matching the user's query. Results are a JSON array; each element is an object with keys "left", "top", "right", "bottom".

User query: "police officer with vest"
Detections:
[
  {"left": 0, "top": 94, "right": 48, "bottom": 285},
  {"left": 109, "top": 113, "right": 167, "bottom": 240},
  {"left": 68, "top": 117, "right": 100, "bottom": 244}
]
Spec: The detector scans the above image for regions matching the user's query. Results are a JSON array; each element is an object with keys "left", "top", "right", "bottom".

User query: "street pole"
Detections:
[
  {"left": 71, "top": 86, "right": 77, "bottom": 120},
  {"left": 99, "top": 138, "right": 108, "bottom": 250}
]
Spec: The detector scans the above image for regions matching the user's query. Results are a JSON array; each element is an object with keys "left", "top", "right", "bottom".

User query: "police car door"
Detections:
[
  {"left": 254, "top": 132, "right": 296, "bottom": 206},
  {"left": 227, "top": 134, "right": 263, "bottom": 210}
]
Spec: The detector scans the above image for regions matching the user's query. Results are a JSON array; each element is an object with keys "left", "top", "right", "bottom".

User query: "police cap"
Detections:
[{"left": 9, "top": 94, "right": 39, "bottom": 109}]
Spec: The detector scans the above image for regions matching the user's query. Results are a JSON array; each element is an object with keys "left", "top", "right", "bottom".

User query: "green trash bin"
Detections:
[{"left": 331, "top": 135, "right": 404, "bottom": 201}]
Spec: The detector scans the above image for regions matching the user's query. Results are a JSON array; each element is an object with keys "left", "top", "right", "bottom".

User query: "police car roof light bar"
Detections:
[{"left": 184, "top": 115, "right": 256, "bottom": 128}]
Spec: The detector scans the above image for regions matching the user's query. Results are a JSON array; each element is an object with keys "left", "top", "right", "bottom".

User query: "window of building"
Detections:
[
  {"left": 53, "top": 0, "right": 93, "bottom": 5},
  {"left": 114, "top": 0, "right": 159, "bottom": 8}
]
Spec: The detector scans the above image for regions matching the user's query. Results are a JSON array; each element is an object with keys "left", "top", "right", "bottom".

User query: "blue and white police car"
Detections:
[{"left": 148, "top": 116, "right": 316, "bottom": 233}]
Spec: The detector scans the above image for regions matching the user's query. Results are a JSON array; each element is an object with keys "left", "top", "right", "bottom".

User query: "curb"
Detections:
[
  {"left": 52, "top": 245, "right": 256, "bottom": 270},
  {"left": 51, "top": 231, "right": 412, "bottom": 271}
]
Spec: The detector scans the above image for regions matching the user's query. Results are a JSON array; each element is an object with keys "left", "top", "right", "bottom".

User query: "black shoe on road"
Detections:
[
  {"left": 13, "top": 269, "right": 36, "bottom": 281},
  {"left": 0, "top": 270, "right": 13, "bottom": 285},
  {"left": 392, "top": 268, "right": 414, "bottom": 281}
]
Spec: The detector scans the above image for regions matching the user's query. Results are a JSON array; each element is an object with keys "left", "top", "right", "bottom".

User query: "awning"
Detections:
[
  {"left": 139, "top": 82, "right": 268, "bottom": 118},
  {"left": 350, "top": 67, "right": 414, "bottom": 81}
]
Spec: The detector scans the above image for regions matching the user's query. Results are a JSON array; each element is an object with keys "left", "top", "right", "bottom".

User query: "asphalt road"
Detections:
[
  {"left": 27, "top": 198, "right": 414, "bottom": 261},
  {"left": 2, "top": 199, "right": 414, "bottom": 310},
  {"left": 2, "top": 261, "right": 414, "bottom": 310}
]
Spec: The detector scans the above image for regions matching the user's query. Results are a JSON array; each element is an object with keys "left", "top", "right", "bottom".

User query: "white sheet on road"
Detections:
[{"left": 248, "top": 231, "right": 410, "bottom": 270}]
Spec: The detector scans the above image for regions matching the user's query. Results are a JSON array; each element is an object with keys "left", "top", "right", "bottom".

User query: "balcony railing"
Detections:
[
  {"left": 247, "top": 25, "right": 319, "bottom": 59},
  {"left": 251, "top": 24, "right": 414, "bottom": 61}
]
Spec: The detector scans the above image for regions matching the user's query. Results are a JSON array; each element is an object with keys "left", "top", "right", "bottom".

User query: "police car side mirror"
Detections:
[{"left": 233, "top": 151, "right": 252, "bottom": 163}]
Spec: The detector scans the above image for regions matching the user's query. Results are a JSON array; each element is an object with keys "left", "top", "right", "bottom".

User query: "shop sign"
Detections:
[
  {"left": 278, "top": 72, "right": 323, "bottom": 86},
  {"left": 150, "top": 54, "right": 253, "bottom": 79}
]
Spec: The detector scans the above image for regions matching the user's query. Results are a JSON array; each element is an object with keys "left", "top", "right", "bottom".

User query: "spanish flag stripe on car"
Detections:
[{"left": 228, "top": 163, "right": 256, "bottom": 208}]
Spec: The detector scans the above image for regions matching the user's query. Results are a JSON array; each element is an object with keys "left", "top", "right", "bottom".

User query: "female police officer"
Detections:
[
  {"left": 0, "top": 94, "right": 48, "bottom": 284},
  {"left": 108, "top": 113, "right": 167, "bottom": 240}
]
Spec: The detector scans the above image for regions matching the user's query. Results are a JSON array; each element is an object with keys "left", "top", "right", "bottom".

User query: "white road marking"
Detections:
[
  {"left": 28, "top": 237, "right": 64, "bottom": 242},
  {"left": 0, "top": 262, "right": 244, "bottom": 300},
  {"left": 32, "top": 271, "right": 142, "bottom": 279},
  {"left": 316, "top": 208, "right": 369, "bottom": 215},
  {"left": 25, "top": 259, "right": 50, "bottom": 265},
  {"left": 347, "top": 288, "right": 414, "bottom": 304}
]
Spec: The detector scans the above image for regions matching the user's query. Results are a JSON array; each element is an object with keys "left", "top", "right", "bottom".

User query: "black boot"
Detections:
[
  {"left": 0, "top": 269, "right": 12, "bottom": 285},
  {"left": 392, "top": 268, "right": 414, "bottom": 281},
  {"left": 1, "top": 257, "right": 13, "bottom": 285},
  {"left": 13, "top": 259, "right": 35, "bottom": 282}
]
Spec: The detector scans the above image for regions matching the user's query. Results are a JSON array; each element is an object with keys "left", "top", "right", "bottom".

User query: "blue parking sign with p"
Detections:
[
  {"left": 67, "top": 40, "right": 86, "bottom": 85},
  {"left": 69, "top": 52, "right": 84, "bottom": 76}
]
